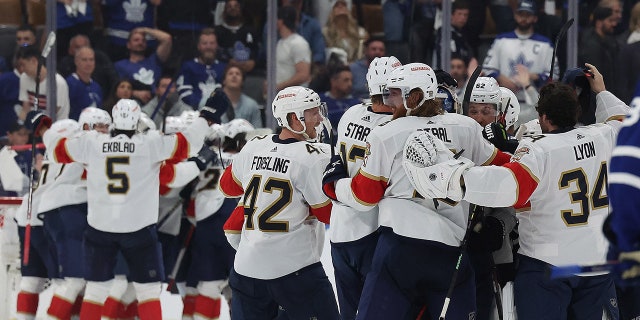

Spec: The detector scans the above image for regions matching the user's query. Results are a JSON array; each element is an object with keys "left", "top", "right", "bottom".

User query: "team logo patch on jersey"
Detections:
[
  {"left": 512, "top": 146, "right": 530, "bottom": 161},
  {"left": 610, "top": 298, "right": 617, "bottom": 308},
  {"left": 363, "top": 142, "right": 371, "bottom": 167}
]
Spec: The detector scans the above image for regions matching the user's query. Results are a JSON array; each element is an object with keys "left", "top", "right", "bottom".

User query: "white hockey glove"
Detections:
[{"left": 404, "top": 157, "right": 474, "bottom": 201}]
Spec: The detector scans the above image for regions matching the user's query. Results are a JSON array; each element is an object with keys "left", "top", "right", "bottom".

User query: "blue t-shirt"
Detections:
[
  {"left": 114, "top": 53, "right": 162, "bottom": 89},
  {"left": 319, "top": 92, "right": 361, "bottom": 129},
  {"left": 66, "top": 74, "right": 104, "bottom": 120}
]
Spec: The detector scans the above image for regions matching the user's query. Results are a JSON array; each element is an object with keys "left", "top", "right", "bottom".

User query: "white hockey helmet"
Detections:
[
  {"left": 112, "top": 99, "right": 141, "bottom": 131},
  {"left": 164, "top": 116, "right": 186, "bottom": 134},
  {"left": 180, "top": 110, "right": 199, "bottom": 126},
  {"left": 366, "top": 56, "right": 402, "bottom": 96},
  {"left": 224, "top": 118, "right": 255, "bottom": 139},
  {"left": 137, "top": 113, "right": 157, "bottom": 133},
  {"left": 272, "top": 86, "right": 324, "bottom": 137},
  {"left": 384, "top": 63, "right": 438, "bottom": 114},
  {"left": 470, "top": 77, "right": 501, "bottom": 105},
  {"left": 78, "top": 107, "right": 111, "bottom": 130},
  {"left": 50, "top": 119, "right": 80, "bottom": 138},
  {"left": 498, "top": 87, "right": 521, "bottom": 129}
]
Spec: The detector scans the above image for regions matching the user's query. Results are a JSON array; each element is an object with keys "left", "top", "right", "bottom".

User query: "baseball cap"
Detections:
[{"left": 517, "top": 0, "right": 537, "bottom": 14}]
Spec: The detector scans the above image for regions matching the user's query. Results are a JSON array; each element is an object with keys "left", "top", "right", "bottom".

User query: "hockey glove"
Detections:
[
  {"left": 188, "top": 145, "right": 218, "bottom": 171},
  {"left": 482, "top": 122, "right": 518, "bottom": 153},
  {"left": 404, "top": 157, "right": 474, "bottom": 202},
  {"left": 469, "top": 215, "right": 505, "bottom": 252},
  {"left": 25, "top": 110, "right": 52, "bottom": 137},
  {"left": 322, "top": 155, "right": 347, "bottom": 201},
  {"left": 435, "top": 69, "right": 458, "bottom": 88}
]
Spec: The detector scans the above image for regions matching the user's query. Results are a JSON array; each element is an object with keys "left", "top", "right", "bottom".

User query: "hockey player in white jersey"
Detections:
[
  {"left": 40, "top": 108, "right": 111, "bottom": 320},
  {"left": 29, "top": 98, "right": 211, "bottom": 320},
  {"left": 14, "top": 120, "right": 79, "bottom": 320},
  {"left": 322, "top": 62, "right": 513, "bottom": 320},
  {"left": 412, "top": 64, "right": 626, "bottom": 320},
  {"left": 219, "top": 86, "right": 339, "bottom": 319},
  {"left": 326, "top": 56, "right": 399, "bottom": 320}
]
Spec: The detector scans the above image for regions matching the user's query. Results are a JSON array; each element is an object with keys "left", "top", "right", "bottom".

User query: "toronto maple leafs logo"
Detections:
[
  {"left": 508, "top": 53, "right": 533, "bottom": 77},
  {"left": 123, "top": 0, "right": 147, "bottom": 23},
  {"left": 133, "top": 68, "right": 155, "bottom": 85}
]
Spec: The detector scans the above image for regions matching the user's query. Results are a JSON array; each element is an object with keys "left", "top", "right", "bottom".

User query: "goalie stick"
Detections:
[
  {"left": 549, "top": 18, "right": 574, "bottom": 83},
  {"left": 24, "top": 31, "right": 56, "bottom": 266}
]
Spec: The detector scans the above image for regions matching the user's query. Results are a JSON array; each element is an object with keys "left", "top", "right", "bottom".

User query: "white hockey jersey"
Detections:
[
  {"left": 43, "top": 118, "right": 208, "bottom": 233},
  {"left": 334, "top": 114, "right": 507, "bottom": 246},
  {"left": 331, "top": 104, "right": 392, "bottom": 243},
  {"left": 194, "top": 152, "right": 234, "bottom": 221},
  {"left": 220, "top": 134, "right": 332, "bottom": 279},
  {"left": 463, "top": 91, "right": 629, "bottom": 267},
  {"left": 37, "top": 161, "right": 86, "bottom": 214}
]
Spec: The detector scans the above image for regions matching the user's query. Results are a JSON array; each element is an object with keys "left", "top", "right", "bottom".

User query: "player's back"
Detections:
[
  {"left": 515, "top": 124, "right": 618, "bottom": 266},
  {"left": 38, "top": 160, "right": 86, "bottom": 214},
  {"left": 80, "top": 131, "right": 176, "bottom": 233},
  {"left": 194, "top": 152, "right": 235, "bottom": 221},
  {"left": 231, "top": 134, "right": 331, "bottom": 279},
  {"left": 331, "top": 103, "right": 391, "bottom": 243}
]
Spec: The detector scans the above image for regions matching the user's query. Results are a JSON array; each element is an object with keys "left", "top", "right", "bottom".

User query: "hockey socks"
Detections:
[
  {"left": 194, "top": 295, "right": 221, "bottom": 320},
  {"left": 137, "top": 299, "right": 162, "bottom": 320},
  {"left": 16, "top": 291, "right": 39, "bottom": 318}
]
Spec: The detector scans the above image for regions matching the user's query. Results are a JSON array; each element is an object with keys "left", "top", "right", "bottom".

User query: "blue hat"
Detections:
[{"left": 517, "top": 0, "right": 537, "bottom": 13}]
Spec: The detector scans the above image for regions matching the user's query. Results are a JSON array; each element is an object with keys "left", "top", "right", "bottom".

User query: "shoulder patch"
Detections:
[{"left": 512, "top": 146, "right": 530, "bottom": 162}]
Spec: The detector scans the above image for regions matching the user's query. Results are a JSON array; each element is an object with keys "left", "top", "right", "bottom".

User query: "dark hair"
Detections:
[
  {"left": 7, "top": 122, "right": 26, "bottom": 133},
  {"left": 329, "top": 65, "right": 351, "bottom": 80},
  {"left": 278, "top": 6, "right": 297, "bottom": 31},
  {"left": 200, "top": 27, "right": 217, "bottom": 39},
  {"left": 592, "top": 6, "right": 613, "bottom": 22},
  {"left": 103, "top": 79, "right": 134, "bottom": 114},
  {"left": 536, "top": 82, "right": 578, "bottom": 128},
  {"left": 452, "top": 0, "right": 469, "bottom": 12},
  {"left": 223, "top": 64, "right": 245, "bottom": 82},
  {"left": 17, "top": 24, "right": 36, "bottom": 35},
  {"left": 363, "top": 36, "right": 384, "bottom": 48},
  {"left": 16, "top": 45, "right": 41, "bottom": 61}
]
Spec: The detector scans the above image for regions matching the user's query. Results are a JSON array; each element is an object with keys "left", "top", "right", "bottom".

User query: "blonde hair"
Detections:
[
  {"left": 630, "top": 2, "right": 640, "bottom": 31},
  {"left": 322, "top": 5, "right": 367, "bottom": 63}
]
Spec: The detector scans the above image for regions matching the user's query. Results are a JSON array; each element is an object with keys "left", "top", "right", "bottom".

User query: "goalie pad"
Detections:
[{"left": 403, "top": 158, "right": 474, "bottom": 202}]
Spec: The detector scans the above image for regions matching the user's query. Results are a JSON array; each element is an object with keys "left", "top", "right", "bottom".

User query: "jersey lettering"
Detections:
[
  {"left": 344, "top": 123, "right": 371, "bottom": 142},
  {"left": 573, "top": 141, "right": 596, "bottom": 161},
  {"left": 250, "top": 156, "right": 290, "bottom": 174},
  {"left": 419, "top": 127, "right": 452, "bottom": 142},
  {"left": 102, "top": 141, "right": 136, "bottom": 153}
]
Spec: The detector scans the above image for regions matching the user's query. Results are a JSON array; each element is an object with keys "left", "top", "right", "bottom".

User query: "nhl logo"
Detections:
[{"left": 610, "top": 298, "right": 617, "bottom": 308}]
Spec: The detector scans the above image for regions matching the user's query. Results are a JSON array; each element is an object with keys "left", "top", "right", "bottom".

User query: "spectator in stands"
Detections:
[
  {"left": 579, "top": 6, "right": 621, "bottom": 97},
  {"left": 142, "top": 74, "right": 192, "bottom": 129},
  {"left": 59, "top": 35, "right": 118, "bottom": 100},
  {"left": 618, "top": 3, "right": 640, "bottom": 103},
  {"left": 349, "top": 37, "right": 385, "bottom": 101},
  {"left": 284, "top": 0, "right": 326, "bottom": 67},
  {"left": 158, "top": 0, "right": 216, "bottom": 70},
  {"left": 56, "top": 0, "right": 94, "bottom": 62},
  {"left": 66, "top": 47, "right": 103, "bottom": 120},
  {"left": 16, "top": 25, "right": 37, "bottom": 47},
  {"left": 102, "top": 78, "right": 134, "bottom": 114},
  {"left": 322, "top": 0, "right": 368, "bottom": 64},
  {"left": 274, "top": 6, "right": 311, "bottom": 91},
  {"left": 214, "top": 0, "right": 259, "bottom": 74},
  {"left": 220, "top": 65, "right": 262, "bottom": 128},
  {"left": 0, "top": 52, "right": 23, "bottom": 136},
  {"left": 319, "top": 65, "right": 360, "bottom": 128},
  {"left": 114, "top": 27, "right": 172, "bottom": 105},
  {"left": 482, "top": 0, "right": 557, "bottom": 124},
  {"left": 176, "top": 28, "right": 227, "bottom": 109},
  {"left": 0, "top": 122, "right": 34, "bottom": 197},
  {"left": 450, "top": 55, "right": 469, "bottom": 100},
  {"left": 434, "top": 0, "right": 477, "bottom": 76},
  {"left": 102, "top": 0, "right": 161, "bottom": 62},
  {"left": 17, "top": 46, "right": 70, "bottom": 121}
]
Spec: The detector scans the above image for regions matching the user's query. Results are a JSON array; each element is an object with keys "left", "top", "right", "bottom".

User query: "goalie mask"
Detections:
[
  {"left": 384, "top": 63, "right": 438, "bottom": 115},
  {"left": 366, "top": 56, "right": 402, "bottom": 96},
  {"left": 112, "top": 99, "right": 141, "bottom": 131},
  {"left": 272, "top": 86, "right": 327, "bottom": 141},
  {"left": 436, "top": 85, "right": 459, "bottom": 113}
]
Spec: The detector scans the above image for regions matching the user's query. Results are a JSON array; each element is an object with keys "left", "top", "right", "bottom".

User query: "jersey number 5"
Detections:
[
  {"left": 558, "top": 162, "right": 608, "bottom": 226},
  {"left": 106, "top": 157, "right": 130, "bottom": 194},
  {"left": 244, "top": 175, "right": 292, "bottom": 232}
]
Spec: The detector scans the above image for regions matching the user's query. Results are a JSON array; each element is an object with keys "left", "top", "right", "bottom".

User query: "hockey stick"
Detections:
[
  {"left": 150, "top": 53, "right": 184, "bottom": 125},
  {"left": 489, "top": 254, "right": 504, "bottom": 320},
  {"left": 549, "top": 18, "right": 574, "bottom": 83},
  {"left": 23, "top": 31, "right": 56, "bottom": 266},
  {"left": 462, "top": 66, "right": 482, "bottom": 116},
  {"left": 166, "top": 221, "right": 195, "bottom": 294},
  {"left": 9, "top": 143, "right": 45, "bottom": 152},
  {"left": 549, "top": 261, "right": 618, "bottom": 279}
]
